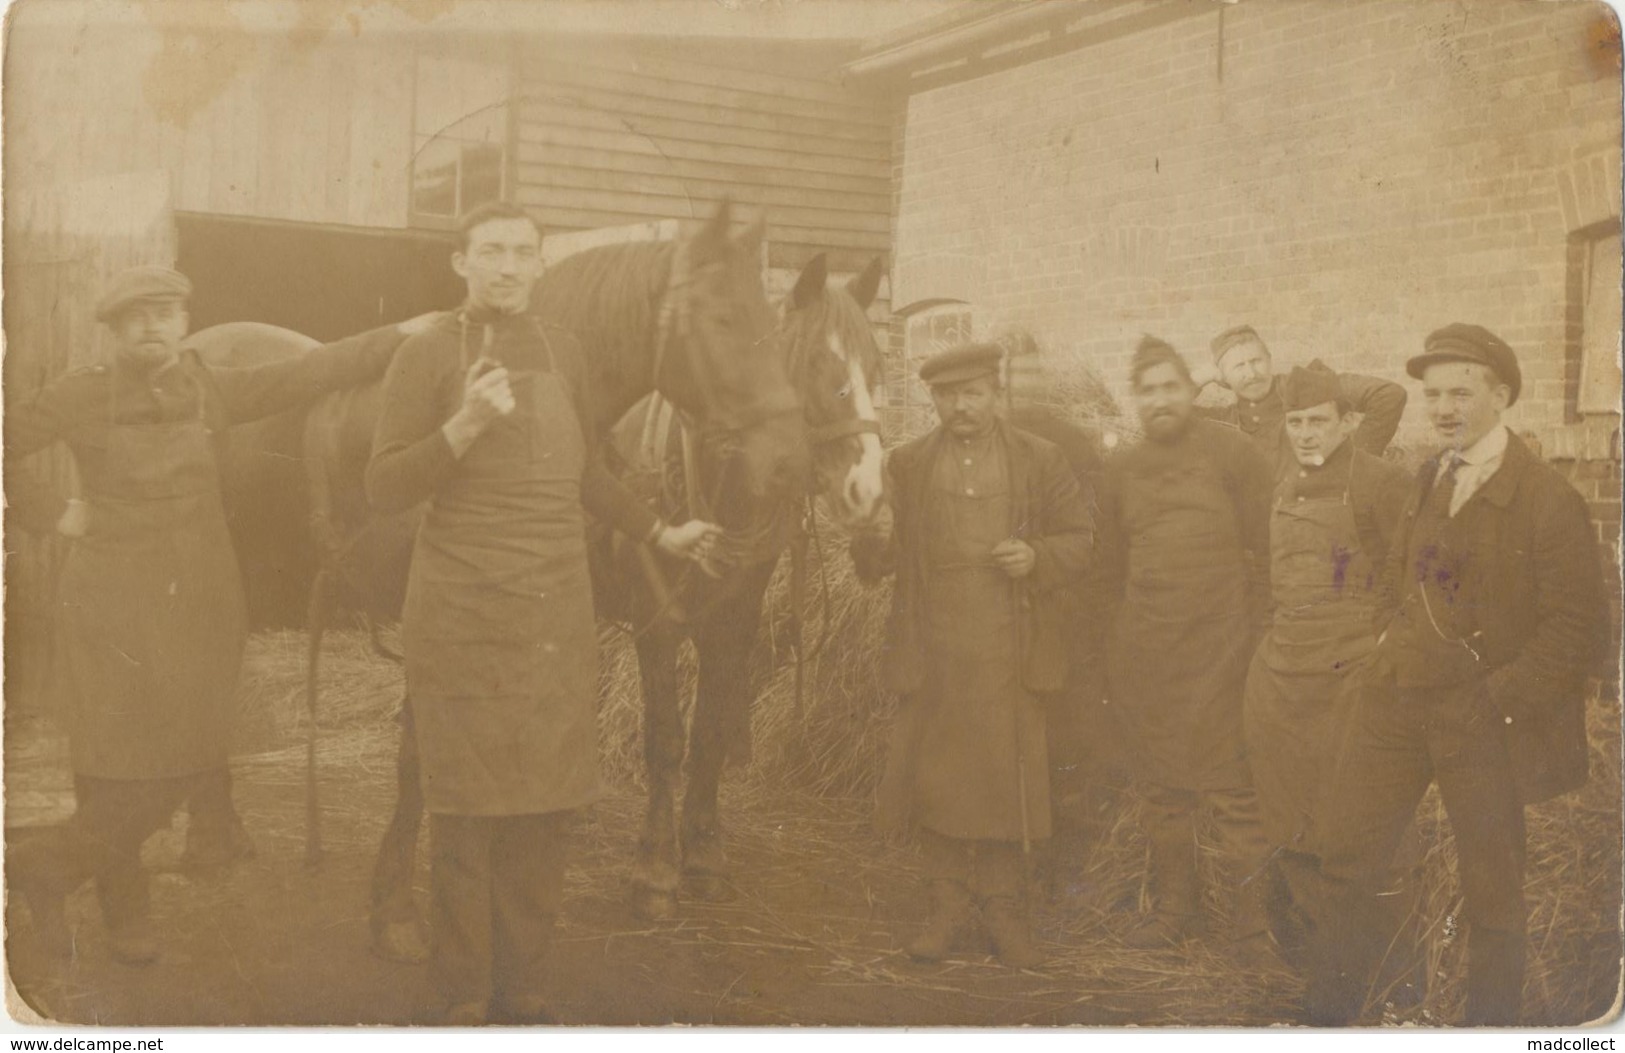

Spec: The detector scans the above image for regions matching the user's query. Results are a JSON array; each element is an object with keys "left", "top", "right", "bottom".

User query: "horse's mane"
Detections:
[
  {"left": 531, "top": 239, "right": 674, "bottom": 357},
  {"left": 781, "top": 279, "right": 883, "bottom": 382}
]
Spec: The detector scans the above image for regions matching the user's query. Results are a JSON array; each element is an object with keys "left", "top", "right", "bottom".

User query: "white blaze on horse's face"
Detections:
[{"left": 828, "top": 329, "right": 884, "bottom": 523}]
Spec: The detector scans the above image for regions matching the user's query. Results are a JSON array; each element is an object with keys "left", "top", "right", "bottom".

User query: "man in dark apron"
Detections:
[
  {"left": 874, "top": 343, "right": 1093, "bottom": 969},
  {"left": 1194, "top": 325, "right": 1409, "bottom": 479},
  {"left": 6, "top": 266, "right": 416, "bottom": 970},
  {"left": 1098, "top": 338, "right": 1274, "bottom": 958},
  {"left": 1304, "top": 327, "right": 1607, "bottom": 1026},
  {"left": 1240, "top": 366, "right": 1411, "bottom": 971},
  {"left": 365, "top": 203, "right": 716, "bottom": 1024}
]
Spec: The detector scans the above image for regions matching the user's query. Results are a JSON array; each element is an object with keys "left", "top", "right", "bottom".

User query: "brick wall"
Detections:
[{"left": 890, "top": 0, "right": 1620, "bottom": 446}]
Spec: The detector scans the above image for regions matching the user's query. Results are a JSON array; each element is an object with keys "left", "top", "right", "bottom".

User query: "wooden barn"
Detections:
[{"left": 2, "top": 4, "right": 897, "bottom": 700}]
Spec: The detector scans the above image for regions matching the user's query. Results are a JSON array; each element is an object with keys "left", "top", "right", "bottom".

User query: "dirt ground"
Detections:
[{"left": 4, "top": 710, "right": 1302, "bottom": 1028}]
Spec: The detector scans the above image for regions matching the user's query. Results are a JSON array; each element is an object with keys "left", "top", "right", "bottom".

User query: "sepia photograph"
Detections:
[{"left": 1, "top": 0, "right": 1621, "bottom": 1033}]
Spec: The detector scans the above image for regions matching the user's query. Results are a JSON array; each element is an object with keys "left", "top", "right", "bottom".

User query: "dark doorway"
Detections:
[{"left": 175, "top": 213, "right": 464, "bottom": 339}]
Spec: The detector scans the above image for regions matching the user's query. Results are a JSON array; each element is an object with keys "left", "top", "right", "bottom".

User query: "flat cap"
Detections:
[
  {"left": 95, "top": 266, "right": 192, "bottom": 322},
  {"left": 1211, "top": 324, "right": 1265, "bottom": 365},
  {"left": 1280, "top": 364, "right": 1345, "bottom": 412},
  {"left": 1407, "top": 323, "right": 1521, "bottom": 406},
  {"left": 920, "top": 342, "right": 1002, "bottom": 387}
]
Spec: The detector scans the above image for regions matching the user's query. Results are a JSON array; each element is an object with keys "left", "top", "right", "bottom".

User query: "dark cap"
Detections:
[
  {"left": 1280, "top": 364, "right": 1345, "bottom": 412},
  {"left": 1130, "top": 334, "right": 1192, "bottom": 386},
  {"left": 95, "top": 266, "right": 192, "bottom": 322},
  {"left": 1407, "top": 323, "right": 1521, "bottom": 406},
  {"left": 919, "top": 342, "right": 1003, "bottom": 388},
  {"left": 1211, "top": 324, "right": 1266, "bottom": 365}
]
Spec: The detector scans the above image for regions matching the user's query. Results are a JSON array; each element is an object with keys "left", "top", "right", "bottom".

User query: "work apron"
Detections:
[
  {"left": 877, "top": 441, "right": 1049, "bottom": 843},
  {"left": 404, "top": 333, "right": 604, "bottom": 817},
  {"left": 1105, "top": 459, "right": 1256, "bottom": 791},
  {"left": 1242, "top": 466, "right": 1378, "bottom": 848},
  {"left": 56, "top": 370, "right": 246, "bottom": 780}
]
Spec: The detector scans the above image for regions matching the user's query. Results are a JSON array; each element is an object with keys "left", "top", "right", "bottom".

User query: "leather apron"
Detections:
[
  {"left": 877, "top": 434, "right": 1049, "bottom": 842},
  {"left": 55, "top": 367, "right": 246, "bottom": 780},
  {"left": 1105, "top": 457, "right": 1256, "bottom": 791},
  {"left": 1242, "top": 458, "right": 1378, "bottom": 847},
  {"left": 404, "top": 326, "right": 604, "bottom": 817}
]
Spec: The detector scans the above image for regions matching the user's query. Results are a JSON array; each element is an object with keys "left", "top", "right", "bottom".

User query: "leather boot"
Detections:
[
  {"left": 982, "top": 896, "right": 1043, "bottom": 969},
  {"left": 1126, "top": 804, "right": 1203, "bottom": 949},
  {"left": 1226, "top": 874, "right": 1279, "bottom": 970},
  {"left": 906, "top": 880, "right": 972, "bottom": 961}
]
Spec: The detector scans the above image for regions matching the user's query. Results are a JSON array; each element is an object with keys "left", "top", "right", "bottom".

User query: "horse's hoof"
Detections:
[
  {"left": 683, "top": 871, "right": 737, "bottom": 903},
  {"left": 630, "top": 887, "right": 680, "bottom": 921},
  {"left": 371, "top": 919, "right": 429, "bottom": 964}
]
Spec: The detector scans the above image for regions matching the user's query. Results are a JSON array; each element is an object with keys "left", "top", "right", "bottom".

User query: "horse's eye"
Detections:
[{"left": 837, "top": 384, "right": 851, "bottom": 399}]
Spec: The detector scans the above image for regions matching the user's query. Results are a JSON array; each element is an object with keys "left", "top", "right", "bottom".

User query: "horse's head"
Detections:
[
  {"left": 660, "top": 200, "right": 805, "bottom": 510},
  {"left": 779, "top": 253, "right": 888, "bottom": 531}
]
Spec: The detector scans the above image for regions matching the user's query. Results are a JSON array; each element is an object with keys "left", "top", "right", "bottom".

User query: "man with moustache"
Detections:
[
  {"left": 874, "top": 343, "right": 1093, "bottom": 969},
  {"left": 5, "top": 266, "right": 418, "bottom": 970},
  {"left": 1303, "top": 325, "right": 1606, "bottom": 1026},
  {"left": 1197, "top": 325, "right": 1408, "bottom": 478},
  {"left": 1098, "top": 337, "right": 1275, "bottom": 957},
  {"left": 1240, "top": 365, "right": 1412, "bottom": 964},
  {"left": 366, "top": 202, "right": 716, "bottom": 1023}
]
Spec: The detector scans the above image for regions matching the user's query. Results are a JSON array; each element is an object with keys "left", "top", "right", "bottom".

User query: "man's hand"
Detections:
[
  {"left": 55, "top": 498, "right": 88, "bottom": 539},
  {"left": 442, "top": 360, "right": 515, "bottom": 457},
  {"left": 991, "top": 538, "right": 1036, "bottom": 579},
  {"left": 655, "top": 519, "right": 722, "bottom": 563}
]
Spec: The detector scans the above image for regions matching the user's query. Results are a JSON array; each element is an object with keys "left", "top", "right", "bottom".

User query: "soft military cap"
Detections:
[
  {"left": 95, "top": 266, "right": 192, "bottom": 322},
  {"left": 919, "top": 342, "right": 1003, "bottom": 388},
  {"left": 1280, "top": 364, "right": 1345, "bottom": 412},
  {"left": 1211, "top": 324, "right": 1265, "bottom": 366},
  {"left": 1406, "top": 323, "right": 1522, "bottom": 407}
]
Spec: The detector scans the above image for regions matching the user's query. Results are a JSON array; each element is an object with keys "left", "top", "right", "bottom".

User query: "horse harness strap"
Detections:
[{"left": 807, "top": 416, "right": 880, "bottom": 448}]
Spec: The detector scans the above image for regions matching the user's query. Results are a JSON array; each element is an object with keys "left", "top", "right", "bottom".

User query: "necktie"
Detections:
[{"left": 1429, "top": 452, "right": 1462, "bottom": 518}]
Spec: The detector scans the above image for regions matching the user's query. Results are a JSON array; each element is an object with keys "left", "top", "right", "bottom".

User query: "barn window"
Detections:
[
  {"left": 410, "top": 52, "right": 511, "bottom": 226},
  {"left": 1577, "top": 224, "right": 1623, "bottom": 417}
]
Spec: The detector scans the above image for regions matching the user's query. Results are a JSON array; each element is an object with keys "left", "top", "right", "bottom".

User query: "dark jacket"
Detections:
[
  {"left": 1377, "top": 432, "right": 1608, "bottom": 803},
  {"left": 881, "top": 420, "right": 1094, "bottom": 696}
]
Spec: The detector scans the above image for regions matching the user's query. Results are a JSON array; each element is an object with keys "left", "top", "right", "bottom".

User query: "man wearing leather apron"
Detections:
[
  {"left": 365, "top": 202, "right": 716, "bottom": 1025},
  {"left": 6, "top": 266, "right": 417, "bottom": 971},
  {"left": 1239, "top": 365, "right": 1412, "bottom": 976}
]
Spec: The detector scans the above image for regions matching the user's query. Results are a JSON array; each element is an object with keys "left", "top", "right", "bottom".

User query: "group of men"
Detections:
[
  {"left": 2, "top": 194, "right": 1610, "bottom": 1027},
  {"left": 6, "top": 203, "right": 719, "bottom": 1025},
  {"left": 876, "top": 323, "right": 1607, "bottom": 1026}
]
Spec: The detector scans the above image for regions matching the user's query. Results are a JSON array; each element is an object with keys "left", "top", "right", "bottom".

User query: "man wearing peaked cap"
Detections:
[
  {"left": 1304, "top": 325, "right": 1607, "bottom": 1026},
  {"left": 1195, "top": 325, "right": 1409, "bottom": 479},
  {"left": 1240, "top": 364, "right": 1415, "bottom": 980},
  {"left": 4, "top": 265, "right": 428, "bottom": 975},
  {"left": 870, "top": 339, "right": 1093, "bottom": 968}
]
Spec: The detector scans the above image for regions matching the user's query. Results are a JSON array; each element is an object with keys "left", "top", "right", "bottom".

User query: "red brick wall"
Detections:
[{"left": 890, "top": 0, "right": 1620, "bottom": 447}]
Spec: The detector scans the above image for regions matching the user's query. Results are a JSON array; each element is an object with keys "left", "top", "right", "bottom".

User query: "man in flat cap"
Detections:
[
  {"left": 5, "top": 265, "right": 424, "bottom": 971},
  {"left": 1096, "top": 337, "right": 1274, "bottom": 958},
  {"left": 1197, "top": 325, "right": 1408, "bottom": 479},
  {"left": 1303, "top": 324, "right": 1607, "bottom": 1026},
  {"left": 1239, "top": 364, "right": 1413, "bottom": 970},
  {"left": 873, "top": 341, "right": 1093, "bottom": 968}
]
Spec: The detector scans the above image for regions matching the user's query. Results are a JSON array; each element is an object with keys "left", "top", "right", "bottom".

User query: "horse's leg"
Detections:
[
  {"left": 631, "top": 627, "right": 683, "bottom": 921},
  {"left": 369, "top": 694, "right": 429, "bottom": 963},
  {"left": 681, "top": 562, "right": 775, "bottom": 902}
]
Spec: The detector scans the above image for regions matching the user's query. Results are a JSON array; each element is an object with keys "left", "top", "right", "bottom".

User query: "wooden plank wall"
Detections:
[{"left": 514, "top": 36, "right": 893, "bottom": 277}]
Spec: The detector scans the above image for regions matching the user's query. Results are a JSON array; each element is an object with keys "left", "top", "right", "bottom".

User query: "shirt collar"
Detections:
[{"left": 1453, "top": 423, "right": 1508, "bottom": 467}]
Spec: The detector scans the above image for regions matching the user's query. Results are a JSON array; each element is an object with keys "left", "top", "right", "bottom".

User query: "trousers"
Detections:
[
  {"left": 1307, "top": 676, "right": 1527, "bottom": 1026},
  {"left": 428, "top": 809, "right": 573, "bottom": 1015},
  {"left": 13, "top": 768, "right": 234, "bottom": 930},
  {"left": 919, "top": 827, "right": 1029, "bottom": 904}
]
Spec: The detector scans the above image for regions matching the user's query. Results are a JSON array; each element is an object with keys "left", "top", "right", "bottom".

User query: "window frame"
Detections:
[{"left": 407, "top": 45, "right": 515, "bottom": 231}]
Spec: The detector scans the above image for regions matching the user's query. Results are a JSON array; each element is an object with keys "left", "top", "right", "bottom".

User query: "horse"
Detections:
[
  {"left": 366, "top": 251, "right": 890, "bottom": 954},
  {"left": 601, "top": 252, "right": 889, "bottom": 919}
]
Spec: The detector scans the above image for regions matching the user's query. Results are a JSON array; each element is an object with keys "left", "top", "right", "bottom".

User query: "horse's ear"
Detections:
[
  {"left": 691, "top": 198, "right": 734, "bottom": 258},
  {"left": 791, "top": 253, "right": 828, "bottom": 310},
  {"left": 735, "top": 212, "right": 766, "bottom": 257},
  {"left": 847, "top": 255, "right": 885, "bottom": 311}
]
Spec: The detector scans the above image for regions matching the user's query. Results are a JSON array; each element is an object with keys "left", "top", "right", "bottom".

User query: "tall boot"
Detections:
[
  {"left": 1226, "top": 869, "right": 1280, "bottom": 970},
  {"left": 1124, "top": 801, "right": 1202, "bottom": 949},
  {"left": 1463, "top": 926, "right": 1525, "bottom": 1027},
  {"left": 976, "top": 842, "right": 1043, "bottom": 969},
  {"left": 907, "top": 879, "right": 972, "bottom": 961}
]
